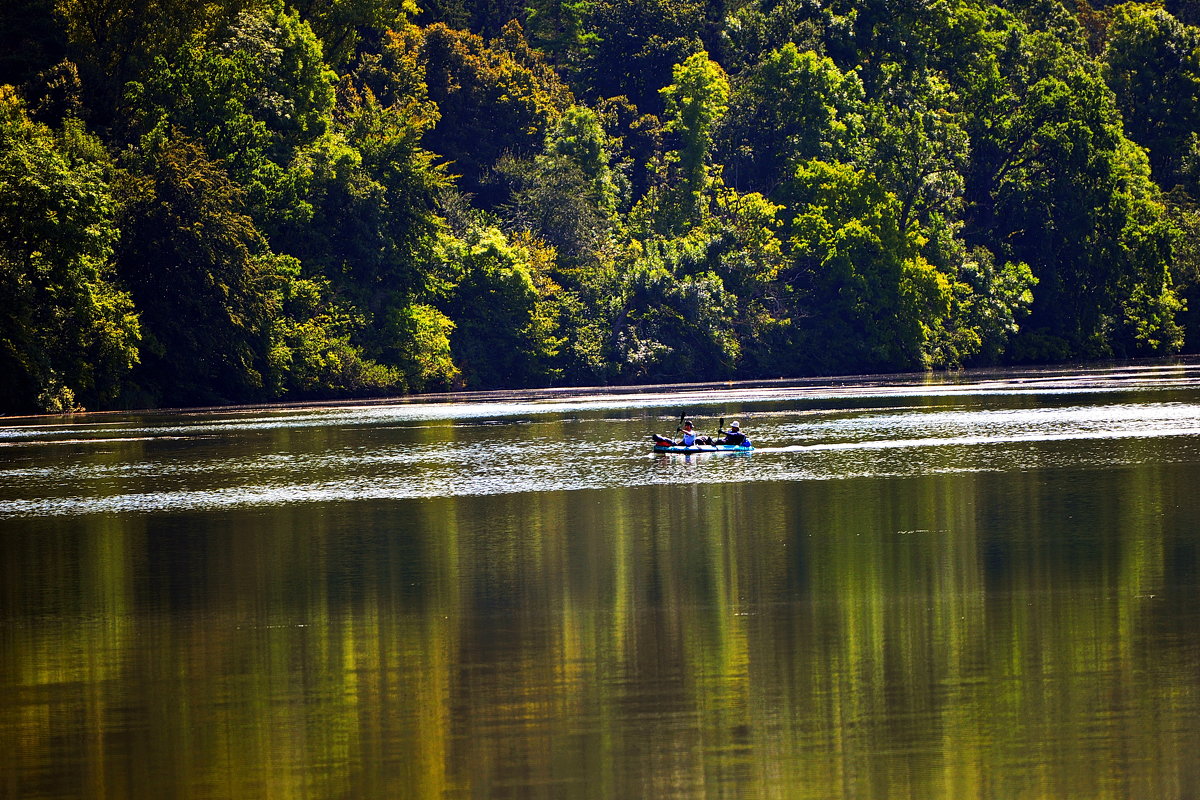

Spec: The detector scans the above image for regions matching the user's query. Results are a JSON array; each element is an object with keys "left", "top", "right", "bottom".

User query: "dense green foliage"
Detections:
[{"left": 1, "top": 0, "right": 1197, "bottom": 411}]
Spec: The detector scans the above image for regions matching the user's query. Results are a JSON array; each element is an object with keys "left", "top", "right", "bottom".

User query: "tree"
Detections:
[
  {"left": 602, "top": 48, "right": 793, "bottom": 380},
  {"left": 659, "top": 51, "right": 729, "bottom": 221},
  {"left": 116, "top": 132, "right": 274, "bottom": 405},
  {"left": 124, "top": 1, "right": 337, "bottom": 230},
  {"left": 1103, "top": 2, "right": 1200, "bottom": 190},
  {"left": 1165, "top": 190, "right": 1200, "bottom": 350},
  {"left": 437, "top": 226, "right": 561, "bottom": 386},
  {"left": 275, "top": 24, "right": 458, "bottom": 392},
  {"left": 490, "top": 105, "right": 620, "bottom": 269},
  {"left": 960, "top": 20, "right": 1184, "bottom": 358},
  {"left": 404, "top": 21, "right": 573, "bottom": 205},
  {"left": 521, "top": 0, "right": 594, "bottom": 68},
  {"left": 493, "top": 152, "right": 611, "bottom": 272},
  {"left": 265, "top": 253, "right": 429, "bottom": 397},
  {"left": 723, "top": 44, "right": 865, "bottom": 196},
  {"left": 861, "top": 67, "right": 970, "bottom": 235},
  {"left": 0, "top": 88, "right": 139, "bottom": 413},
  {"left": 580, "top": 0, "right": 704, "bottom": 114},
  {"left": 630, "top": 50, "right": 729, "bottom": 236},
  {"left": 780, "top": 160, "right": 952, "bottom": 373},
  {"left": 605, "top": 260, "right": 739, "bottom": 381},
  {"left": 921, "top": 215, "right": 1036, "bottom": 366},
  {"left": 545, "top": 104, "right": 620, "bottom": 212},
  {"left": 723, "top": 0, "right": 851, "bottom": 74},
  {"left": 292, "top": 0, "right": 416, "bottom": 66},
  {"left": 295, "top": 80, "right": 443, "bottom": 316},
  {"left": 54, "top": 0, "right": 221, "bottom": 125}
]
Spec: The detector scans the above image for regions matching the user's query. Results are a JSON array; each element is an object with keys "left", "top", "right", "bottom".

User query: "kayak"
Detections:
[{"left": 653, "top": 443, "right": 754, "bottom": 454}]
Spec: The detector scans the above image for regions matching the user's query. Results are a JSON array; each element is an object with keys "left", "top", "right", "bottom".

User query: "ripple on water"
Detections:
[{"left": 4, "top": 369, "right": 1200, "bottom": 518}]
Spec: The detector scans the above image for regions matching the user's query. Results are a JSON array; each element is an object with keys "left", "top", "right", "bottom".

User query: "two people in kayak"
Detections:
[{"left": 654, "top": 419, "right": 748, "bottom": 446}]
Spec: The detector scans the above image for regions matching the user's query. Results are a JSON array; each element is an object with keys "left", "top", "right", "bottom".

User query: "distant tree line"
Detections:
[{"left": 2, "top": 0, "right": 1199, "bottom": 412}]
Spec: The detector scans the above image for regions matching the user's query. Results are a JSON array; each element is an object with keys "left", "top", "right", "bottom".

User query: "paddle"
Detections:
[{"left": 717, "top": 417, "right": 724, "bottom": 444}]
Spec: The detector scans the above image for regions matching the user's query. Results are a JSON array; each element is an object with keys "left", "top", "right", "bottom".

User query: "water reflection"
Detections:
[{"left": 2, "top": 362, "right": 1200, "bottom": 798}]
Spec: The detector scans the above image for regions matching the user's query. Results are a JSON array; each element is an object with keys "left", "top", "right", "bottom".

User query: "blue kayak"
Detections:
[{"left": 653, "top": 443, "right": 754, "bottom": 454}]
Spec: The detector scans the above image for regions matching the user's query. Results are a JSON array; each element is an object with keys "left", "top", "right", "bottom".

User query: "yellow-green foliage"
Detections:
[{"left": 0, "top": 0, "right": 1195, "bottom": 409}]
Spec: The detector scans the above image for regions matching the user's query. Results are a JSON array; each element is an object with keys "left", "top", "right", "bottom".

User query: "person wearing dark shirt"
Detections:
[{"left": 719, "top": 421, "right": 747, "bottom": 445}]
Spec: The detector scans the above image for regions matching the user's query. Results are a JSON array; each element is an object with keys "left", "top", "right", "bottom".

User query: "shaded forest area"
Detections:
[{"left": 3, "top": 0, "right": 1200, "bottom": 412}]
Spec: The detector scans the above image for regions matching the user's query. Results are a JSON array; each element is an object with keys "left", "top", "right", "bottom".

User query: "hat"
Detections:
[
  {"left": 683, "top": 419, "right": 694, "bottom": 428},
  {"left": 729, "top": 421, "right": 740, "bottom": 430}
]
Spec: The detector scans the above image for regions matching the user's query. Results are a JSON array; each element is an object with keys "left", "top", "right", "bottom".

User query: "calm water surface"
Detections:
[{"left": 2, "top": 362, "right": 1199, "bottom": 798}]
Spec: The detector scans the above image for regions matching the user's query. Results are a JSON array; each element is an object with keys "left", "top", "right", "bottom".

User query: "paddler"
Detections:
[
  {"left": 718, "top": 420, "right": 748, "bottom": 445},
  {"left": 677, "top": 419, "right": 697, "bottom": 446}
]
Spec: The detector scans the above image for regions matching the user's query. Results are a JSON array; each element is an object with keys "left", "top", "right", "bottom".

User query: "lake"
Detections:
[{"left": 2, "top": 361, "right": 1199, "bottom": 799}]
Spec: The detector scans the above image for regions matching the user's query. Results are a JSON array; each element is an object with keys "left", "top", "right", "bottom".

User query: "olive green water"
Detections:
[{"left": 2, "top": 363, "right": 1199, "bottom": 799}]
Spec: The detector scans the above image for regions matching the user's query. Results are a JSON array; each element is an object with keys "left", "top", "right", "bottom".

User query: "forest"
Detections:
[{"left": 3, "top": 0, "right": 1200, "bottom": 412}]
